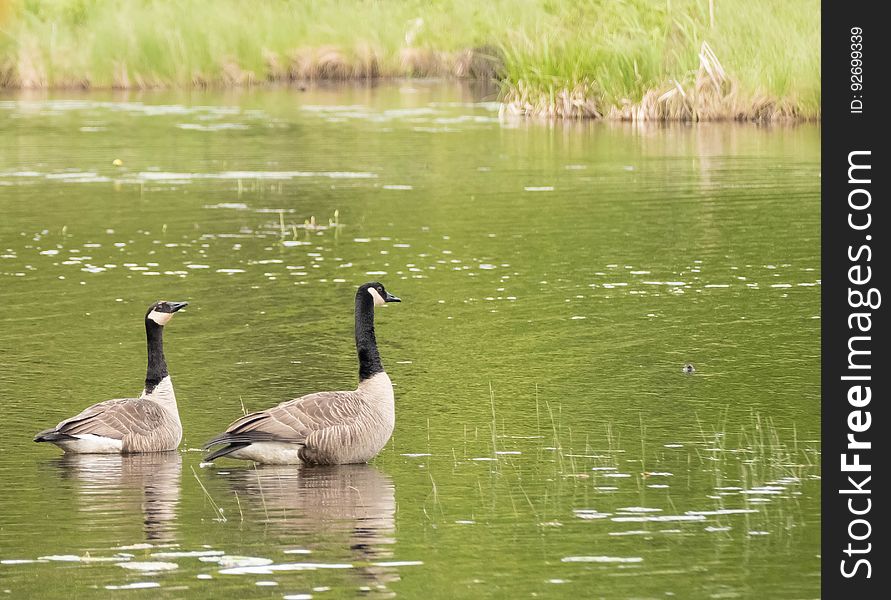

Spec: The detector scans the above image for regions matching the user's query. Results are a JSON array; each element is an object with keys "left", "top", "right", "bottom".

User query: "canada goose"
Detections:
[
  {"left": 34, "top": 300, "right": 188, "bottom": 454},
  {"left": 203, "top": 282, "right": 401, "bottom": 465},
  {"left": 683, "top": 363, "right": 696, "bottom": 374}
]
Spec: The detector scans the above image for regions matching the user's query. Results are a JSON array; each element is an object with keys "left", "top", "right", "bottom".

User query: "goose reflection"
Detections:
[
  {"left": 221, "top": 464, "right": 398, "bottom": 593},
  {"left": 51, "top": 452, "right": 181, "bottom": 543}
]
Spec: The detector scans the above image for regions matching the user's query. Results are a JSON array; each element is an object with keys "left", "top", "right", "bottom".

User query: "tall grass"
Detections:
[
  {"left": 498, "top": 0, "right": 820, "bottom": 119},
  {"left": 0, "top": 0, "right": 820, "bottom": 120}
]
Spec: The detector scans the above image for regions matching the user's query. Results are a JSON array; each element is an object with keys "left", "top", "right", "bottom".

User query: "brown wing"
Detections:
[
  {"left": 216, "top": 391, "right": 363, "bottom": 444},
  {"left": 53, "top": 398, "right": 170, "bottom": 440}
]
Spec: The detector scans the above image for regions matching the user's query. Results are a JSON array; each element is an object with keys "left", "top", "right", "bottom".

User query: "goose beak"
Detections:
[
  {"left": 170, "top": 301, "right": 189, "bottom": 312},
  {"left": 384, "top": 292, "right": 401, "bottom": 303}
]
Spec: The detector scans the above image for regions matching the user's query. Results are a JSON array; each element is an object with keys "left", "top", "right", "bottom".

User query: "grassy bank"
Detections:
[{"left": 0, "top": 0, "right": 820, "bottom": 120}]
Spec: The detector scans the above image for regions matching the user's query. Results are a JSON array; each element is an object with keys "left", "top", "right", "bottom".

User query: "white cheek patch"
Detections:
[
  {"left": 368, "top": 287, "right": 386, "bottom": 306},
  {"left": 148, "top": 310, "right": 174, "bottom": 326}
]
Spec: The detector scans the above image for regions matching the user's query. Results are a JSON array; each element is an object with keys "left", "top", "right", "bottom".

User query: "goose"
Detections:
[
  {"left": 203, "top": 281, "right": 401, "bottom": 465},
  {"left": 34, "top": 300, "right": 188, "bottom": 454}
]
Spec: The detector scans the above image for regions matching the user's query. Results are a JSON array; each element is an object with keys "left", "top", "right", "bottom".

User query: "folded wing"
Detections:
[
  {"left": 36, "top": 398, "right": 170, "bottom": 442},
  {"left": 204, "top": 391, "right": 362, "bottom": 448}
]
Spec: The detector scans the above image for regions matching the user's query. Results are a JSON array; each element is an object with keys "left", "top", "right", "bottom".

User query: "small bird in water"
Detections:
[{"left": 683, "top": 363, "right": 695, "bottom": 374}]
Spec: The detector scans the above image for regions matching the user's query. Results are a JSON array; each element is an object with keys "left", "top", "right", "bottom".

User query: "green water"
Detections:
[{"left": 0, "top": 84, "right": 820, "bottom": 599}]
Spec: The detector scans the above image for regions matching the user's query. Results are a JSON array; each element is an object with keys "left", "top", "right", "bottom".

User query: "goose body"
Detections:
[
  {"left": 204, "top": 282, "right": 400, "bottom": 465},
  {"left": 34, "top": 301, "right": 188, "bottom": 454}
]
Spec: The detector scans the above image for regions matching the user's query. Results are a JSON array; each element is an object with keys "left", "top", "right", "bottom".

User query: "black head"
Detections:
[
  {"left": 145, "top": 300, "right": 189, "bottom": 326},
  {"left": 358, "top": 282, "right": 401, "bottom": 306}
]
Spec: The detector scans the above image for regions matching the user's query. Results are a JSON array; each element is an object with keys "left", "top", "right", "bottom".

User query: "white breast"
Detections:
[{"left": 141, "top": 376, "right": 178, "bottom": 413}]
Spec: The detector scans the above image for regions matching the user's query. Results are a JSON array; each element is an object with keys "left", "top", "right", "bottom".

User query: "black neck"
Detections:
[
  {"left": 144, "top": 320, "right": 168, "bottom": 393},
  {"left": 355, "top": 292, "right": 383, "bottom": 381}
]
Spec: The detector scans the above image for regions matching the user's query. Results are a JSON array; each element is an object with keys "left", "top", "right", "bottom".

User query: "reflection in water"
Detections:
[
  {"left": 51, "top": 453, "right": 181, "bottom": 542},
  {"left": 221, "top": 464, "right": 397, "bottom": 593}
]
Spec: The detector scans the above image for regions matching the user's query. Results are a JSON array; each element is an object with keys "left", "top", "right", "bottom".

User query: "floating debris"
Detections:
[
  {"left": 611, "top": 515, "right": 706, "bottom": 523},
  {"left": 561, "top": 556, "right": 643, "bottom": 563},
  {"left": 115, "top": 543, "right": 154, "bottom": 551},
  {"left": 219, "top": 562, "right": 354, "bottom": 575},
  {"left": 574, "top": 509, "right": 612, "bottom": 520},
  {"left": 217, "top": 556, "right": 273, "bottom": 568},
  {"left": 205, "top": 202, "right": 249, "bottom": 210},
  {"left": 117, "top": 561, "right": 179, "bottom": 572},
  {"left": 685, "top": 509, "right": 758, "bottom": 516},
  {"left": 152, "top": 550, "right": 224, "bottom": 559},
  {"left": 1, "top": 559, "right": 47, "bottom": 565},
  {"left": 105, "top": 583, "right": 160, "bottom": 590},
  {"left": 741, "top": 487, "right": 785, "bottom": 495},
  {"left": 178, "top": 123, "right": 249, "bottom": 131},
  {"left": 38, "top": 554, "right": 128, "bottom": 563}
]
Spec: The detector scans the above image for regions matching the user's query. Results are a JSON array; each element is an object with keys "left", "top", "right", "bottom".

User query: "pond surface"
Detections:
[{"left": 0, "top": 83, "right": 820, "bottom": 599}]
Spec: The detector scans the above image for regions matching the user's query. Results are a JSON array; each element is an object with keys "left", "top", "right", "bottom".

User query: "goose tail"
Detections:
[
  {"left": 202, "top": 431, "right": 273, "bottom": 461},
  {"left": 203, "top": 442, "right": 249, "bottom": 462},
  {"left": 34, "top": 428, "right": 74, "bottom": 443}
]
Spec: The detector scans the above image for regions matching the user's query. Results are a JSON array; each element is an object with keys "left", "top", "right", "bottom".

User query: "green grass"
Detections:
[{"left": 0, "top": 0, "right": 820, "bottom": 120}]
